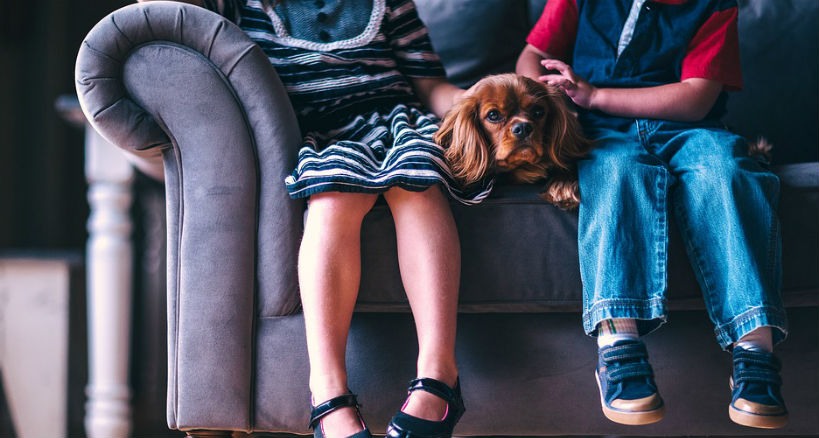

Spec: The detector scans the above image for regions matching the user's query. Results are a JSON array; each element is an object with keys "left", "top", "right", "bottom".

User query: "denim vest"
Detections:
[{"left": 573, "top": 0, "right": 737, "bottom": 121}]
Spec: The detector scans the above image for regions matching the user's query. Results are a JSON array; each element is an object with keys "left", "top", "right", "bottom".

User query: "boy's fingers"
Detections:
[
  {"left": 539, "top": 73, "right": 575, "bottom": 85},
  {"left": 540, "top": 74, "right": 571, "bottom": 83},
  {"left": 541, "top": 59, "right": 579, "bottom": 83},
  {"left": 557, "top": 81, "right": 576, "bottom": 91},
  {"left": 540, "top": 76, "right": 575, "bottom": 91},
  {"left": 541, "top": 59, "right": 569, "bottom": 73},
  {"left": 541, "top": 58, "right": 566, "bottom": 68},
  {"left": 539, "top": 74, "right": 564, "bottom": 82}
]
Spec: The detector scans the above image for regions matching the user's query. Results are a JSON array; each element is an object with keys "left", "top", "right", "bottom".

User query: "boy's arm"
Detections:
[
  {"left": 577, "top": 79, "right": 723, "bottom": 122},
  {"left": 540, "top": 59, "right": 723, "bottom": 122},
  {"left": 516, "top": 44, "right": 550, "bottom": 82}
]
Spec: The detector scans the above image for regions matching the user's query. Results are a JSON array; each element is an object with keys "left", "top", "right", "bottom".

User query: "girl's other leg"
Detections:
[{"left": 384, "top": 186, "right": 460, "bottom": 421}]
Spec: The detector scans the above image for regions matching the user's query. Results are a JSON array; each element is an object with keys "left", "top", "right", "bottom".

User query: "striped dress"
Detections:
[{"left": 208, "top": 0, "right": 493, "bottom": 204}]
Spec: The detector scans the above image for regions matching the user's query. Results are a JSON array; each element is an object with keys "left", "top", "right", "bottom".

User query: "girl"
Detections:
[{"left": 137, "top": 0, "right": 489, "bottom": 436}]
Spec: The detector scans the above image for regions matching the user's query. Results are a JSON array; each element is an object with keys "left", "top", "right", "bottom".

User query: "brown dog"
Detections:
[{"left": 436, "top": 73, "right": 591, "bottom": 209}]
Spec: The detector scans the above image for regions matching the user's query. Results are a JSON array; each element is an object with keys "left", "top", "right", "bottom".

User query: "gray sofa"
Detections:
[{"left": 74, "top": 0, "right": 818, "bottom": 436}]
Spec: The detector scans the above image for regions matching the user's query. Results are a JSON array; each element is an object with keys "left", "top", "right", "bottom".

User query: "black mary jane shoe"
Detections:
[
  {"left": 309, "top": 392, "right": 373, "bottom": 438},
  {"left": 386, "top": 377, "right": 465, "bottom": 438}
]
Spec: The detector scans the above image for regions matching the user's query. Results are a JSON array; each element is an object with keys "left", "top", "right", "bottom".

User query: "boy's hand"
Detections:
[
  {"left": 539, "top": 59, "right": 596, "bottom": 110},
  {"left": 531, "top": 57, "right": 722, "bottom": 122}
]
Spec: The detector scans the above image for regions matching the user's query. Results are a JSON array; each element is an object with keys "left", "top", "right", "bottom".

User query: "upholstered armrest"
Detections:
[{"left": 75, "top": 2, "right": 305, "bottom": 427}]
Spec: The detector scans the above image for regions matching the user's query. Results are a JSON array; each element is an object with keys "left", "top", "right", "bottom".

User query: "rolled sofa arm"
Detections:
[{"left": 75, "top": 1, "right": 304, "bottom": 430}]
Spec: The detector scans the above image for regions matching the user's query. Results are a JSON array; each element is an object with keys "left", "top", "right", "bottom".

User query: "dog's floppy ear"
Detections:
[
  {"left": 542, "top": 86, "right": 591, "bottom": 170},
  {"left": 435, "top": 95, "right": 492, "bottom": 187},
  {"left": 535, "top": 82, "right": 591, "bottom": 210}
]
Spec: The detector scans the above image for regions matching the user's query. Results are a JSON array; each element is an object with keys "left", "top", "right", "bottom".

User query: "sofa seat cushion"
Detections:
[
  {"left": 350, "top": 162, "right": 818, "bottom": 313},
  {"left": 776, "top": 162, "right": 819, "bottom": 306},
  {"left": 355, "top": 183, "right": 580, "bottom": 313}
]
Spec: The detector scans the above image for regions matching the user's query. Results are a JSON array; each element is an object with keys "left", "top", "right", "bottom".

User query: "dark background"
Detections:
[
  {"left": 0, "top": 0, "right": 127, "bottom": 250},
  {"left": 0, "top": 1, "right": 180, "bottom": 436}
]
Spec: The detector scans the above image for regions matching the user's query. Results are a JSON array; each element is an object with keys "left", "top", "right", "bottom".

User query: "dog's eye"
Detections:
[
  {"left": 485, "top": 110, "right": 503, "bottom": 123},
  {"left": 531, "top": 106, "right": 545, "bottom": 119}
]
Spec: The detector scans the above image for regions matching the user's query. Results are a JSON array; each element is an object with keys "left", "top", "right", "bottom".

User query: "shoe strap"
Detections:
[
  {"left": 601, "top": 341, "right": 648, "bottom": 364},
  {"left": 309, "top": 393, "right": 361, "bottom": 429},
  {"left": 733, "top": 348, "right": 781, "bottom": 370},
  {"left": 406, "top": 377, "right": 458, "bottom": 404},
  {"left": 607, "top": 361, "right": 654, "bottom": 383},
  {"left": 733, "top": 349, "right": 782, "bottom": 387},
  {"left": 734, "top": 368, "right": 782, "bottom": 386}
]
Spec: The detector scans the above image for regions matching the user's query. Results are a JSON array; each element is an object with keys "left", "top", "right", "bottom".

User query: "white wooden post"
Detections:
[
  {"left": 83, "top": 125, "right": 134, "bottom": 438},
  {"left": 0, "top": 257, "right": 72, "bottom": 437}
]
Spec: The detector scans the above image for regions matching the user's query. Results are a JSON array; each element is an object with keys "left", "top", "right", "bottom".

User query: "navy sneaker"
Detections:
[
  {"left": 729, "top": 346, "right": 788, "bottom": 429},
  {"left": 596, "top": 340, "right": 665, "bottom": 425}
]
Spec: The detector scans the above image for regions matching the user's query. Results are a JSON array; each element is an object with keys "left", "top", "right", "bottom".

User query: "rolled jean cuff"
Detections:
[
  {"left": 714, "top": 306, "right": 789, "bottom": 350},
  {"left": 583, "top": 297, "right": 667, "bottom": 337}
]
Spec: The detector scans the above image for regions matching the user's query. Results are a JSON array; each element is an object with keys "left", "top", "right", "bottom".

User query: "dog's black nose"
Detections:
[{"left": 511, "top": 122, "right": 533, "bottom": 139}]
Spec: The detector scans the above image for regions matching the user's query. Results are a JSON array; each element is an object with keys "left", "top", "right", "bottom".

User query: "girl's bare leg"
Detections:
[
  {"left": 384, "top": 186, "right": 461, "bottom": 420},
  {"left": 299, "top": 192, "right": 378, "bottom": 437}
]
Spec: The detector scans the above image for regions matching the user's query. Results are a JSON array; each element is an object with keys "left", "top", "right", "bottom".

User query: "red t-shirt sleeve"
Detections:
[
  {"left": 681, "top": 6, "right": 743, "bottom": 90},
  {"left": 525, "top": 0, "right": 579, "bottom": 61}
]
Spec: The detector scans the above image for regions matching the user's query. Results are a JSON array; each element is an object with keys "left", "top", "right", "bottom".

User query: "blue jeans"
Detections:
[{"left": 577, "top": 117, "right": 788, "bottom": 350}]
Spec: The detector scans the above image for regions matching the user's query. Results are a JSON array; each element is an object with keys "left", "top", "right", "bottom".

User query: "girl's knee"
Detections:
[
  {"left": 307, "top": 192, "right": 378, "bottom": 222},
  {"left": 384, "top": 185, "right": 446, "bottom": 206}
]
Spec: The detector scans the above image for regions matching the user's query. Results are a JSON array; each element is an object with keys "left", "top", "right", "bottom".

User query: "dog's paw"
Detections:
[
  {"left": 748, "top": 137, "right": 773, "bottom": 163},
  {"left": 541, "top": 179, "right": 580, "bottom": 210}
]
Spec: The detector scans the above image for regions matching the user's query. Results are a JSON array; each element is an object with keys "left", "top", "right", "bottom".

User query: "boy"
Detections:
[{"left": 517, "top": 0, "right": 788, "bottom": 429}]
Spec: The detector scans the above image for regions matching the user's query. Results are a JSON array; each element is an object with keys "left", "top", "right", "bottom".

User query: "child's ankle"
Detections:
[{"left": 597, "top": 318, "right": 639, "bottom": 348}]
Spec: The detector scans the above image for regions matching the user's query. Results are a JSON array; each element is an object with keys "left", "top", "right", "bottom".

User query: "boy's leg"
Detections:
[
  {"left": 658, "top": 125, "right": 787, "bottom": 347},
  {"left": 656, "top": 123, "right": 788, "bottom": 428},
  {"left": 578, "top": 123, "right": 669, "bottom": 425},
  {"left": 578, "top": 122, "right": 671, "bottom": 335},
  {"left": 735, "top": 326, "right": 773, "bottom": 352},
  {"left": 597, "top": 318, "right": 639, "bottom": 348}
]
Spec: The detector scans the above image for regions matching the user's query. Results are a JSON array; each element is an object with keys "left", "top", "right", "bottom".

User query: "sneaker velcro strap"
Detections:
[
  {"left": 407, "top": 377, "right": 456, "bottom": 402},
  {"left": 601, "top": 342, "right": 648, "bottom": 364},
  {"left": 734, "top": 367, "right": 783, "bottom": 386},
  {"left": 309, "top": 393, "right": 360, "bottom": 429},
  {"left": 607, "top": 362, "right": 654, "bottom": 383},
  {"left": 733, "top": 349, "right": 781, "bottom": 371}
]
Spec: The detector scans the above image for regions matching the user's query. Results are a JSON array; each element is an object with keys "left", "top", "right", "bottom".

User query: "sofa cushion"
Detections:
[
  {"left": 415, "top": 0, "right": 540, "bottom": 88},
  {"left": 354, "top": 162, "right": 819, "bottom": 313},
  {"left": 358, "top": 183, "right": 582, "bottom": 313},
  {"left": 777, "top": 162, "right": 819, "bottom": 306},
  {"left": 723, "top": 0, "right": 819, "bottom": 164}
]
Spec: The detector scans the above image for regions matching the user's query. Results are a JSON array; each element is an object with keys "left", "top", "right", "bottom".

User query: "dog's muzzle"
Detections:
[
  {"left": 497, "top": 146, "right": 538, "bottom": 170},
  {"left": 511, "top": 122, "right": 534, "bottom": 139}
]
